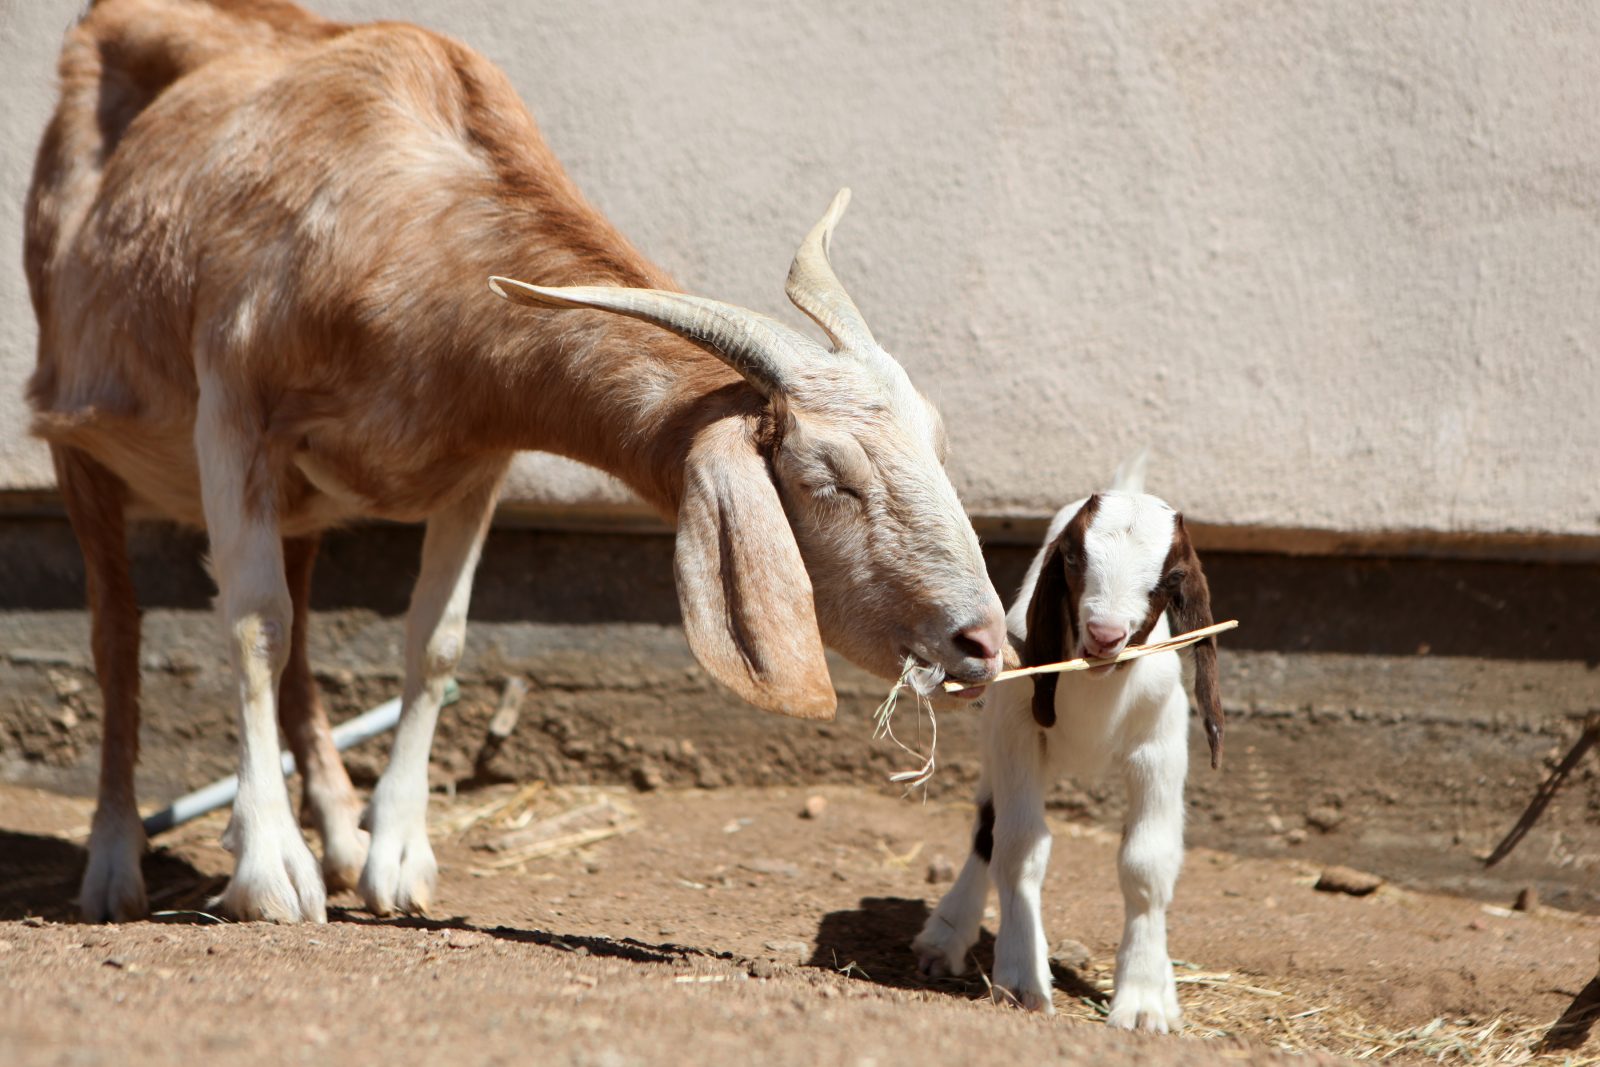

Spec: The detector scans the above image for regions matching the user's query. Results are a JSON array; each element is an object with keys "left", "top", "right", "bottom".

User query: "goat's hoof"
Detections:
[
  {"left": 992, "top": 956, "right": 1055, "bottom": 1014},
  {"left": 358, "top": 828, "right": 436, "bottom": 918},
  {"left": 307, "top": 791, "right": 369, "bottom": 895},
  {"left": 216, "top": 819, "right": 328, "bottom": 923},
  {"left": 79, "top": 812, "right": 150, "bottom": 923},
  {"left": 1106, "top": 980, "right": 1181, "bottom": 1033},
  {"left": 992, "top": 982, "right": 1055, "bottom": 1014},
  {"left": 319, "top": 824, "right": 371, "bottom": 896},
  {"left": 911, "top": 923, "right": 973, "bottom": 979}
]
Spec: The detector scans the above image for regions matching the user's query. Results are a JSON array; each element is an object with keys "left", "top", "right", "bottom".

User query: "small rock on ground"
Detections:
[
  {"left": 1314, "top": 865, "right": 1383, "bottom": 896},
  {"left": 801, "top": 795, "right": 828, "bottom": 820},
  {"left": 445, "top": 929, "right": 488, "bottom": 949},
  {"left": 762, "top": 940, "right": 810, "bottom": 958},
  {"left": 1050, "top": 939, "right": 1092, "bottom": 971},
  {"left": 926, "top": 855, "right": 956, "bottom": 884},
  {"left": 1306, "top": 805, "right": 1343, "bottom": 832},
  {"left": 742, "top": 859, "right": 800, "bottom": 879}
]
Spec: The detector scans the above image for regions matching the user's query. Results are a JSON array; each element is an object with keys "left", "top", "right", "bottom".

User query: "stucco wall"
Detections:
[{"left": 3, "top": 1, "right": 1597, "bottom": 551}]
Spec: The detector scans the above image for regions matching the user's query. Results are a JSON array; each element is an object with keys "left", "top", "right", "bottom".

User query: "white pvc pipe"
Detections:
[{"left": 141, "top": 679, "right": 459, "bottom": 837}]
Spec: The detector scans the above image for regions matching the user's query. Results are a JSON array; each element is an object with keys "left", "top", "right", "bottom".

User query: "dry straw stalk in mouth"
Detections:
[
  {"left": 939, "top": 618, "right": 1240, "bottom": 693},
  {"left": 874, "top": 620, "right": 1240, "bottom": 790}
]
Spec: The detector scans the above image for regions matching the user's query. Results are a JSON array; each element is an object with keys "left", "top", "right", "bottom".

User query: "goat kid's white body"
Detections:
[{"left": 914, "top": 491, "right": 1192, "bottom": 1031}]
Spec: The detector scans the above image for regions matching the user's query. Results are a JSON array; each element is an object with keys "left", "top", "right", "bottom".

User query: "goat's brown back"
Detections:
[{"left": 27, "top": 0, "right": 719, "bottom": 531}]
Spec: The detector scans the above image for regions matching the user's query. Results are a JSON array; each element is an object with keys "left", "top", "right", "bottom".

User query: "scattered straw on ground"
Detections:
[
  {"left": 428, "top": 782, "right": 641, "bottom": 876},
  {"left": 1050, "top": 956, "right": 1599, "bottom": 1065}
]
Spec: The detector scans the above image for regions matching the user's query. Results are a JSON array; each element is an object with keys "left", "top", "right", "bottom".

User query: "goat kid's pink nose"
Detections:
[
  {"left": 1085, "top": 621, "right": 1128, "bottom": 651},
  {"left": 953, "top": 622, "right": 1003, "bottom": 664}
]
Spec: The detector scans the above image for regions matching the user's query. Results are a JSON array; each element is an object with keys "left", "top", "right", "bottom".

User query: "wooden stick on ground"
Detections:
[
  {"left": 939, "top": 619, "right": 1240, "bottom": 693},
  {"left": 1483, "top": 711, "right": 1600, "bottom": 868}
]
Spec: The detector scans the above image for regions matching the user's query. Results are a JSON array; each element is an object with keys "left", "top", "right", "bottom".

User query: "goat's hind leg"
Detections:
[
  {"left": 278, "top": 535, "right": 367, "bottom": 893},
  {"left": 198, "top": 386, "right": 324, "bottom": 922},
  {"left": 359, "top": 473, "right": 502, "bottom": 917},
  {"left": 55, "top": 446, "right": 148, "bottom": 922}
]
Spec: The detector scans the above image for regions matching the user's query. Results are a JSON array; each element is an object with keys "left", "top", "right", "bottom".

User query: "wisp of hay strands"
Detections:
[{"left": 873, "top": 656, "right": 946, "bottom": 790}]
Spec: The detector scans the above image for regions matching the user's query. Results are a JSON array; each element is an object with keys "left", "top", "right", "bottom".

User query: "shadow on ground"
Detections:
[
  {"left": 330, "top": 909, "right": 738, "bottom": 966},
  {"left": 0, "top": 829, "right": 221, "bottom": 922},
  {"left": 806, "top": 895, "right": 1107, "bottom": 1007}
]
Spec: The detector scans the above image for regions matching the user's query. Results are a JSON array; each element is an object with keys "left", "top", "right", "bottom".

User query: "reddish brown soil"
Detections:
[{"left": 2, "top": 781, "right": 1596, "bottom": 1066}]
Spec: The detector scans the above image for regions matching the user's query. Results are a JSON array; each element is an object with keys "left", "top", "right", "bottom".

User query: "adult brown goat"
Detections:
[{"left": 25, "top": 0, "right": 1005, "bottom": 923}]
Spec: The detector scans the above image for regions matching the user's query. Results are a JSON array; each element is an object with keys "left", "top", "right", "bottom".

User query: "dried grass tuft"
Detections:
[{"left": 1052, "top": 956, "right": 1599, "bottom": 1065}]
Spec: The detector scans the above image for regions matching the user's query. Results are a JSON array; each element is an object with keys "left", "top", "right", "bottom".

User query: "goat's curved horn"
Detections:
[
  {"left": 784, "top": 188, "right": 878, "bottom": 353},
  {"left": 489, "top": 277, "right": 806, "bottom": 397}
]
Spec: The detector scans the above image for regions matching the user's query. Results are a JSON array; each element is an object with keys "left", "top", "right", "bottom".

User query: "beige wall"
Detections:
[{"left": 4, "top": 1, "right": 1597, "bottom": 554}]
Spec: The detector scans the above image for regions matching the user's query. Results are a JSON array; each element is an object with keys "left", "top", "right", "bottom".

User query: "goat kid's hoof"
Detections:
[
  {"left": 911, "top": 926, "right": 971, "bottom": 979},
  {"left": 216, "top": 827, "right": 328, "bottom": 923},
  {"left": 1106, "top": 984, "right": 1182, "bottom": 1033},
  {"left": 358, "top": 830, "right": 437, "bottom": 917},
  {"left": 79, "top": 815, "right": 150, "bottom": 923}
]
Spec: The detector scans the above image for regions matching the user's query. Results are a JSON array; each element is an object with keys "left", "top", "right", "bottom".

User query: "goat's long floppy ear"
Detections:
[
  {"left": 1022, "top": 540, "right": 1068, "bottom": 729},
  {"left": 674, "top": 419, "right": 836, "bottom": 720},
  {"left": 1168, "top": 514, "right": 1224, "bottom": 769}
]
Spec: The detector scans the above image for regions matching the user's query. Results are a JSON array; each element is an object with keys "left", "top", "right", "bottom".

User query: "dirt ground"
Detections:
[{"left": 3, "top": 780, "right": 1597, "bottom": 1066}]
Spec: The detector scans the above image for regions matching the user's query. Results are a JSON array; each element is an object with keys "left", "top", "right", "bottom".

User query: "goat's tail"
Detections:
[{"left": 1108, "top": 447, "right": 1150, "bottom": 494}]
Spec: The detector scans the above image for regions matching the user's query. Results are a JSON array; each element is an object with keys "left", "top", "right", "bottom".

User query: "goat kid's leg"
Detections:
[
  {"left": 912, "top": 783, "right": 992, "bottom": 978},
  {"left": 1107, "top": 721, "right": 1188, "bottom": 1033},
  {"left": 55, "top": 447, "right": 148, "bottom": 922},
  {"left": 359, "top": 476, "right": 500, "bottom": 917},
  {"left": 278, "top": 535, "right": 367, "bottom": 893},
  {"left": 988, "top": 756, "right": 1055, "bottom": 1013},
  {"left": 198, "top": 392, "right": 324, "bottom": 923}
]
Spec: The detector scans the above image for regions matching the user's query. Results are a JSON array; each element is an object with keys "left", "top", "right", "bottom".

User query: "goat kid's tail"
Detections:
[{"left": 1108, "top": 448, "right": 1150, "bottom": 495}]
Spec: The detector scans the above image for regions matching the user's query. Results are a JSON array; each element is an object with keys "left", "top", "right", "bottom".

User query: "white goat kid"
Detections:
[{"left": 912, "top": 458, "right": 1225, "bottom": 1031}]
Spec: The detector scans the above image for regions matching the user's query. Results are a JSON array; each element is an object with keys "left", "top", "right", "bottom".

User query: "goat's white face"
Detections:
[
  {"left": 491, "top": 190, "right": 1005, "bottom": 719},
  {"left": 1021, "top": 483, "right": 1224, "bottom": 765},
  {"left": 1072, "top": 492, "right": 1180, "bottom": 663},
  {"left": 772, "top": 356, "right": 1003, "bottom": 688}
]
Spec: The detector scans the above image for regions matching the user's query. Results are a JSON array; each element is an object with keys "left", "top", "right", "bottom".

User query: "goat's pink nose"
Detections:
[
  {"left": 1085, "top": 621, "right": 1128, "bottom": 651},
  {"left": 953, "top": 622, "right": 1002, "bottom": 664}
]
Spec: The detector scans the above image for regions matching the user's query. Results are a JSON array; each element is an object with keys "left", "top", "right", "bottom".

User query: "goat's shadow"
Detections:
[
  {"left": 804, "top": 895, "right": 1106, "bottom": 1007},
  {"left": 329, "top": 909, "right": 738, "bottom": 967},
  {"left": 0, "top": 829, "right": 222, "bottom": 922}
]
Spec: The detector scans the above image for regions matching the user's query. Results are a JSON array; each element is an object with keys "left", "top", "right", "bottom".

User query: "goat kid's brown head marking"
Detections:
[
  {"left": 1021, "top": 492, "right": 1225, "bottom": 768},
  {"left": 491, "top": 191, "right": 1006, "bottom": 720}
]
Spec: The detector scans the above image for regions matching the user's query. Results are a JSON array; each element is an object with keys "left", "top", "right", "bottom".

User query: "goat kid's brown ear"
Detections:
[
  {"left": 1169, "top": 514, "right": 1224, "bottom": 769},
  {"left": 675, "top": 418, "right": 836, "bottom": 721},
  {"left": 1022, "top": 539, "right": 1068, "bottom": 728}
]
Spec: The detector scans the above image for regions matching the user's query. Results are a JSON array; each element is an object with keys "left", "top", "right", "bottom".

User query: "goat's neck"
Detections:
[{"left": 481, "top": 311, "right": 757, "bottom": 517}]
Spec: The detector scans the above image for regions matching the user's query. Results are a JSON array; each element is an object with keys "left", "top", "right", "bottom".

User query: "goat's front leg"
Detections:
[
  {"left": 913, "top": 777, "right": 993, "bottom": 978},
  {"left": 54, "top": 447, "right": 148, "bottom": 922},
  {"left": 359, "top": 474, "right": 501, "bottom": 917},
  {"left": 988, "top": 754, "right": 1054, "bottom": 1013},
  {"left": 198, "top": 391, "right": 325, "bottom": 922},
  {"left": 278, "top": 535, "right": 367, "bottom": 894},
  {"left": 1107, "top": 711, "right": 1188, "bottom": 1032}
]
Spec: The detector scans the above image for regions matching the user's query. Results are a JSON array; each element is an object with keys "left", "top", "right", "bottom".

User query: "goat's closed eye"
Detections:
[{"left": 813, "top": 480, "right": 863, "bottom": 504}]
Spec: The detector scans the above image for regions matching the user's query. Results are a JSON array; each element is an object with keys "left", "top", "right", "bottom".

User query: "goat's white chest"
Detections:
[{"left": 1039, "top": 655, "right": 1182, "bottom": 782}]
